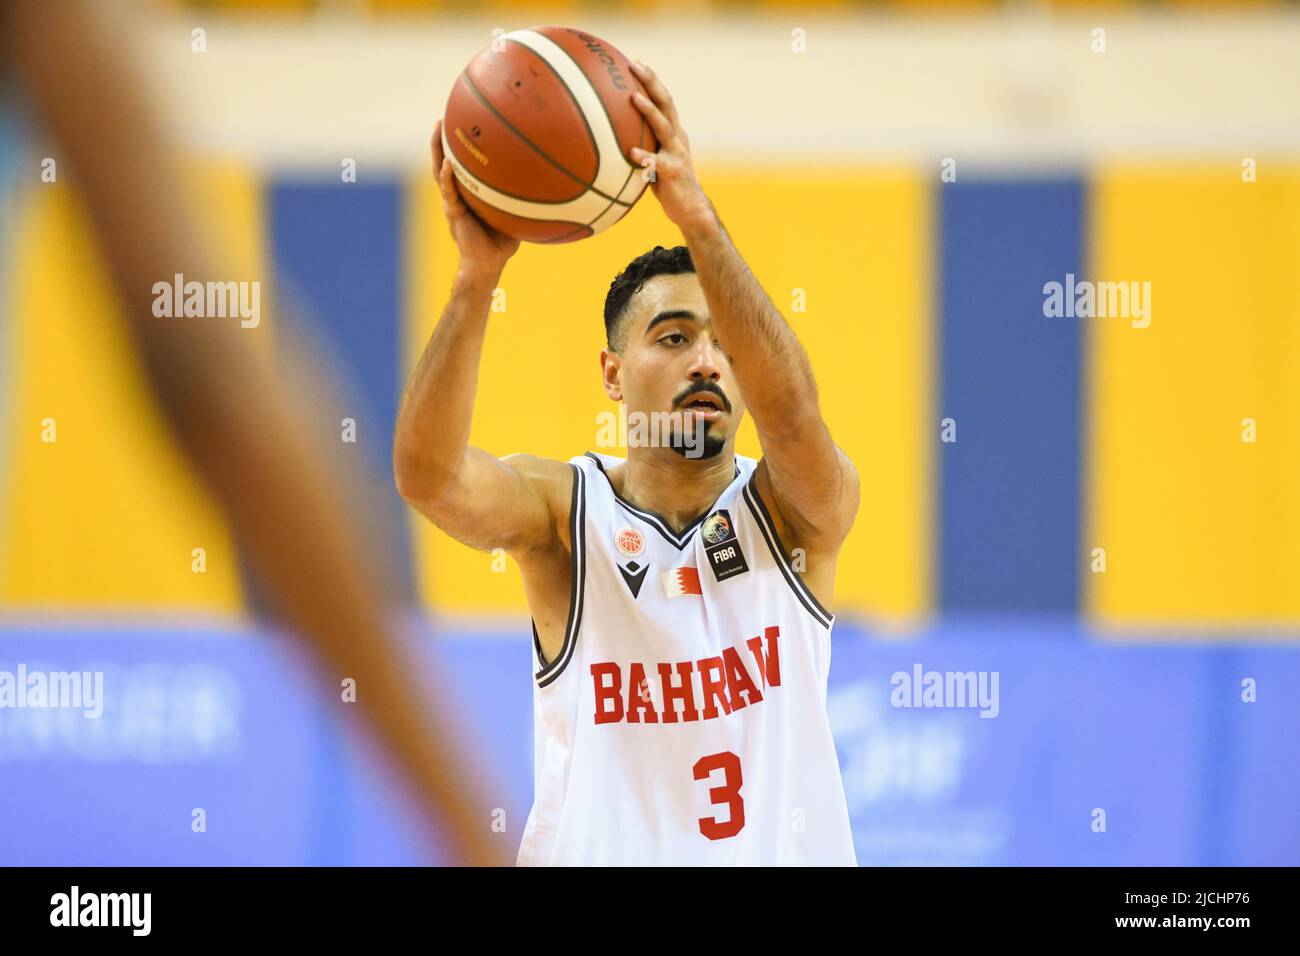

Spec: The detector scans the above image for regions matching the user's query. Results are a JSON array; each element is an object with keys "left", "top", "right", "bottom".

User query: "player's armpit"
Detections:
[
  {"left": 754, "top": 426, "right": 860, "bottom": 557},
  {"left": 396, "top": 449, "right": 573, "bottom": 557}
]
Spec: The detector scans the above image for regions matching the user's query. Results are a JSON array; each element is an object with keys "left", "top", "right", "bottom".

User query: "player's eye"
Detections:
[{"left": 659, "top": 332, "right": 687, "bottom": 346}]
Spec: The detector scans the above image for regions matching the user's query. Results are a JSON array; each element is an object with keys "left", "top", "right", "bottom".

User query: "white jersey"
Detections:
[{"left": 516, "top": 451, "right": 857, "bottom": 866}]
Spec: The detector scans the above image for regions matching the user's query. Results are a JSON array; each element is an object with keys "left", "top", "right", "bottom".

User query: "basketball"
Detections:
[{"left": 441, "top": 26, "right": 658, "bottom": 244}]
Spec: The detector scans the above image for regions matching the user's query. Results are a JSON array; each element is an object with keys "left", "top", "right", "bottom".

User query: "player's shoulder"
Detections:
[
  {"left": 750, "top": 447, "right": 859, "bottom": 550},
  {"left": 498, "top": 453, "right": 580, "bottom": 556},
  {"left": 500, "top": 451, "right": 573, "bottom": 480},
  {"left": 500, "top": 453, "right": 578, "bottom": 503}
]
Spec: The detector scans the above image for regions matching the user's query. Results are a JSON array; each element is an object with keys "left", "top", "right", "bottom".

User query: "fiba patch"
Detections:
[{"left": 702, "top": 509, "right": 748, "bottom": 582}]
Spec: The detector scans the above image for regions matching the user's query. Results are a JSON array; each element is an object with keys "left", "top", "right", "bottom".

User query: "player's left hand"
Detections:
[{"left": 627, "top": 60, "right": 715, "bottom": 233}]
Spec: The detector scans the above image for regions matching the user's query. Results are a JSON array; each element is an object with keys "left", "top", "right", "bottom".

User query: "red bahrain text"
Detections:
[{"left": 590, "top": 625, "right": 782, "bottom": 725}]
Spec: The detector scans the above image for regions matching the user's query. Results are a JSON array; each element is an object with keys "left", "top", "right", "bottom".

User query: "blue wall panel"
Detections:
[
  {"left": 267, "top": 178, "right": 413, "bottom": 596},
  {"left": 938, "top": 179, "right": 1085, "bottom": 613}
]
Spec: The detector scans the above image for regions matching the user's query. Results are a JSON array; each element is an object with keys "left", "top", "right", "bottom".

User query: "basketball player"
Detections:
[{"left": 396, "top": 61, "right": 858, "bottom": 865}]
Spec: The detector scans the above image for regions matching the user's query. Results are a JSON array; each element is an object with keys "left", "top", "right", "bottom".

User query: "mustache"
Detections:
[{"left": 674, "top": 381, "right": 732, "bottom": 413}]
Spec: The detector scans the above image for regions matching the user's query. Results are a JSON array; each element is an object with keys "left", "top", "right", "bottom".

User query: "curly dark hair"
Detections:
[{"left": 603, "top": 244, "right": 696, "bottom": 352}]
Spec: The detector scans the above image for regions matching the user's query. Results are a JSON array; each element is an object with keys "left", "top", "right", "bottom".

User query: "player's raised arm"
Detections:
[
  {"left": 394, "top": 122, "right": 571, "bottom": 557},
  {"left": 626, "top": 61, "right": 859, "bottom": 555}
]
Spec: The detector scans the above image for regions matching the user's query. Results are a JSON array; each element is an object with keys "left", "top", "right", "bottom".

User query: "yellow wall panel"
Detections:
[
  {"left": 1087, "top": 166, "right": 1300, "bottom": 625},
  {"left": 404, "top": 166, "right": 931, "bottom": 620},
  {"left": 702, "top": 168, "right": 931, "bottom": 622},
  {"left": 184, "top": 159, "right": 276, "bottom": 361},
  {"left": 0, "top": 168, "right": 262, "bottom": 611}
]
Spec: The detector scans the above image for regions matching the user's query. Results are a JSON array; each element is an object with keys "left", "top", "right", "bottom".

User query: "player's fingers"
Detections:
[
  {"left": 438, "top": 159, "right": 465, "bottom": 218},
  {"left": 630, "top": 61, "right": 680, "bottom": 128},
  {"left": 628, "top": 146, "right": 664, "bottom": 174},
  {"left": 631, "top": 91, "right": 676, "bottom": 150},
  {"left": 442, "top": 174, "right": 463, "bottom": 220},
  {"left": 431, "top": 120, "right": 445, "bottom": 177}
]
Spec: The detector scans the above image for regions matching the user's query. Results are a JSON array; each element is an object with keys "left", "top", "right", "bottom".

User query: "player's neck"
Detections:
[{"left": 615, "top": 447, "right": 737, "bottom": 535}]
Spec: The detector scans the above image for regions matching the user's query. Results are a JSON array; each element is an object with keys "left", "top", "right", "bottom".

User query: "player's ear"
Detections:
[{"left": 600, "top": 347, "right": 623, "bottom": 401}]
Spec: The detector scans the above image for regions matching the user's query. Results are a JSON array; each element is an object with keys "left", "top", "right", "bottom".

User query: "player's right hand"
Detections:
[{"left": 432, "top": 119, "right": 520, "bottom": 276}]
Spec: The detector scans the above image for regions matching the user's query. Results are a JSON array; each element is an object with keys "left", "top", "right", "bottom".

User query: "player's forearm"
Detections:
[
  {"left": 393, "top": 266, "right": 500, "bottom": 501},
  {"left": 679, "top": 205, "right": 824, "bottom": 439},
  {"left": 207, "top": 404, "right": 503, "bottom": 865}
]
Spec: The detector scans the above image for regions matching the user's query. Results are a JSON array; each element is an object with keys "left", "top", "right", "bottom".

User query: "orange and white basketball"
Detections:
[{"left": 441, "top": 26, "right": 658, "bottom": 244}]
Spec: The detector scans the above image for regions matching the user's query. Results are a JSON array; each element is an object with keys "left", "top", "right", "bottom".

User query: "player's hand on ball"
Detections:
[
  {"left": 432, "top": 119, "right": 520, "bottom": 276},
  {"left": 627, "top": 61, "right": 714, "bottom": 233}
]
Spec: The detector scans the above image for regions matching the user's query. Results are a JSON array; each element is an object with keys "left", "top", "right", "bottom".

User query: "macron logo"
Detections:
[{"left": 50, "top": 886, "right": 151, "bottom": 937}]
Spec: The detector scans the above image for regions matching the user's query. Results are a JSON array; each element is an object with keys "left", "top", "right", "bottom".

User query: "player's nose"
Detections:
[{"left": 686, "top": 338, "right": 724, "bottom": 381}]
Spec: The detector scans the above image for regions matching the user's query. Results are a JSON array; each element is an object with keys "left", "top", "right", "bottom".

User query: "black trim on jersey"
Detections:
[
  {"left": 741, "top": 472, "right": 834, "bottom": 630},
  {"left": 536, "top": 463, "right": 586, "bottom": 687},
  {"left": 583, "top": 452, "right": 740, "bottom": 551},
  {"left": 531, "top": 620, "right": 545, "bottom": 665}
]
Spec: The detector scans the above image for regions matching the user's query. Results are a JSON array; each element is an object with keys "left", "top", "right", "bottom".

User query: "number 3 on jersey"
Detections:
[{"left": 693, "top": 751, "right": 745, "bottom": 840}]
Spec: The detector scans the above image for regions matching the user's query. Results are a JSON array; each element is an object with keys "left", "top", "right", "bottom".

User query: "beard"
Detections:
[{"left": 668, "top": 418, "right": 726, "bottom": 460}]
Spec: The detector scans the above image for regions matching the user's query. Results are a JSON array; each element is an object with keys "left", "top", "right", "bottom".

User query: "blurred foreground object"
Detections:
[{"left": 1, "top": 0, "right": 503, "bottom": 866}]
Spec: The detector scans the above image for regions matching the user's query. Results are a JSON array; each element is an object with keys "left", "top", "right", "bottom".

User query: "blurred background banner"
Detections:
[{"left": 2, "top": 0, "right": 1298, "bottom": 864}]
